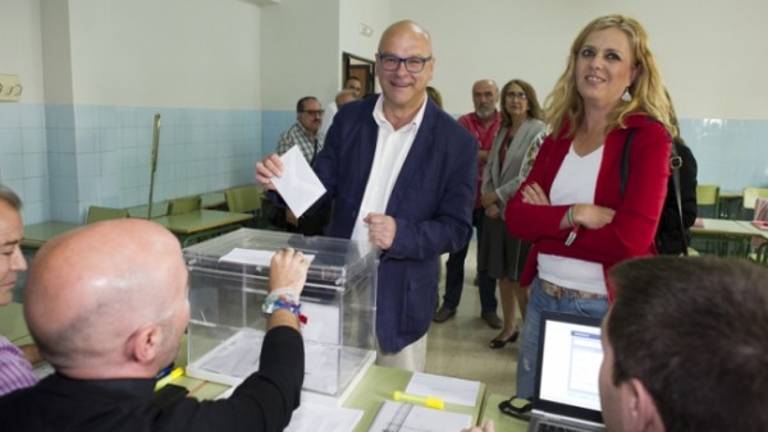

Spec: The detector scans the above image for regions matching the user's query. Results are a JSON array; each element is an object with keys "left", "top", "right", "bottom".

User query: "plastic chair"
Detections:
[
  {"left": 742, "top": 187, "right": 768, "bottom": 220},
  {"left": 225, "top": 186, "right": 263, "bottom": 227},
  {"left": 86, "top": 206, "right": 129, "bottom": 224},
  {"left": 225, "top": 186, "right": 262, "bottom": 213},
  {"left": 126, "top": 202, "right": 169, "bottom": 218},
  {"left": 695, "top": 185, "right": 720, "bottom": 219},
  {"left": 168, "top": 196, "right": 201, "bottom": 216},
  {"left": 691, "top": 185, "right": 722, "bottom": 254}
]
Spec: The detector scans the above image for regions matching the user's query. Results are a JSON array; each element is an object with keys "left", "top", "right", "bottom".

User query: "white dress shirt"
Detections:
[{"left": 350, "top": 94, "right": 428, "bottom": 245}]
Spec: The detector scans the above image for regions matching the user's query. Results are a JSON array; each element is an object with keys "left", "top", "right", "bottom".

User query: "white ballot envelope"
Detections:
[{"left": 271, "top": 146, "right": 327, "bottom": 218}]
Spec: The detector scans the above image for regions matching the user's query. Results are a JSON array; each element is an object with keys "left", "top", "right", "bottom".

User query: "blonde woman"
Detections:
[{"left": 500, "top": 15, "right": 673, "bottom": 418}]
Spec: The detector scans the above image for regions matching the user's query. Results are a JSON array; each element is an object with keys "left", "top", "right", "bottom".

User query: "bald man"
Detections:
[
  {"left": 0, "top": 219, "right": 309, "bottom": 432},
  {"left": 335, "top": 88, "right": 359, "bottom": 107},
  {"left": 256, "top": 20, "right": 476, "bottom": 371},
  {"left": 435, "top": 79, "right": 502, "bottom": 328},
  {"left": 319, "top": 76, "right": 364, "bottom": 138}
]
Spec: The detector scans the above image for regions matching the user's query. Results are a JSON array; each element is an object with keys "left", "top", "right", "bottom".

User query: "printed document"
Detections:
[{"left": 368, "top": 400, "right": 471, "bottom": 432}]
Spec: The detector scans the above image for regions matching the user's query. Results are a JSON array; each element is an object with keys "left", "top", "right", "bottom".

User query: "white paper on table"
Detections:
[
  {"left": 405, "top": 372, "right": 481, "bottom": 407},
  {"left": 197, "top": 329, "right": 341, "bottom": 394},
  {"left": 368, "top": 400, "right": 471, "bottom": 432},
  {"left": 271, "top": 145, "right": 326, "bottom": 218},
  {"left": 285, "top": 402, "right": 363, "bottom": 432},
  {"left": 219, "top": 248, "right": 315, "bottom": 266}
]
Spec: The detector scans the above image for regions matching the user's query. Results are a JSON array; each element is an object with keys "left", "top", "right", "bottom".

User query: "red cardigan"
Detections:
[{"left": 505, "top": 114, "right": 671, "bottom": 300}]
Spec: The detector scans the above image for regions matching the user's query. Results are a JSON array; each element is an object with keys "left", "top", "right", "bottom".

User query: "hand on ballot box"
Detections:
[{"left": 269, "top": 248, "right": 310, "bottom": 295}]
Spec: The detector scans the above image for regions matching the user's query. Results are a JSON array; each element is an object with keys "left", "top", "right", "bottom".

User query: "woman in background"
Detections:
[
  {"left": 478, "top": 79, "right": 546, "bottom": 349},
  {"left": 426, "top": 86, "right": 444, "bottom": 109},
  {"left": 499, "top": 14, "right": 673, "bottom": 418}
]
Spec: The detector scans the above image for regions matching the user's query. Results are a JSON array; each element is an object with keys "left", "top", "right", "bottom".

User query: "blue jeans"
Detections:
[
  {"left": 515, "top": 277, "right": 609, "bottom": 399},
  {"left": 443, "top": 208, "right": 497, "bottom": 313}
]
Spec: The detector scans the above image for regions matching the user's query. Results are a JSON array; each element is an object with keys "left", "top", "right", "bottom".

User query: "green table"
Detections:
[
  {"left": 153, "top": 210, "right": 252, "bottom": 246},
  {"left": 691, "top": 218, "right": 759, "bottom": 237},
  {"left": 736, "top": 220, "right": 768, "bottom": 241},
  {"left": 343, "top": 366, "right": 486, "bottom": 431},
  {"left": 691, "top": 218, "right": 764, "bottom": 257},
  {"left": 478, "top": 393, "right": 529, "bottom": 432},
  {"left": 21, "top": 221, "right": 81, "bottom": 250},
  {"left": 168, "top": 363, "right": 487, "bottom": 431}
]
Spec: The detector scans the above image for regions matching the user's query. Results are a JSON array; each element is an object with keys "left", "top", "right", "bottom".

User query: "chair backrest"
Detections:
[
  {"left": 126, "top": 201, "right": 169, "bottom": 218},
  {"left": 696, "top": 185, "right": 720, "bottom": 206},
  {"left": 225, "top": 186, "right": 262, "bottom": 213},
  {"left": 168, "top": 196, "right": 201, "bottom": 215},
  {"left": 86, "top": 206, "right": 129, "bottom": 224},
  {"left": 755, "top": 198, "right": 768, "bottom": 222},
  {"left": 696, "top": 185, "right": 720, "bottom": 219},
  {"left": 742, "top": 187, "right": 768, "bottom": 210}
]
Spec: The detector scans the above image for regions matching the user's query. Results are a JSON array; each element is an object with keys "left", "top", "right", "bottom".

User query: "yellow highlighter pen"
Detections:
[
  {"left": 393, "top": 390, "right": 445, "bottom": 410},
  {"left": 154, "top": 367, "right": 184, "bottom": 391}
]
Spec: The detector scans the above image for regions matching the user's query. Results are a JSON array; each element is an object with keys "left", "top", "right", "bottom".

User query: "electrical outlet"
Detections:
[{"left": 0, "top": 74, "right": 23, "bottom": 102}]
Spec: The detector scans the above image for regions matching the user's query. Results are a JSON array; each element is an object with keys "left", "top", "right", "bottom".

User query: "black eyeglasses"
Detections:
[
  {"left": 377, "top": 53, "right": 432, "bottom": 73},
  {"left": 301, "top": 109, "right": 325, "bottom": 116},
  {"left": 506, "top": 91, "right": 527, "bottom": 101}
]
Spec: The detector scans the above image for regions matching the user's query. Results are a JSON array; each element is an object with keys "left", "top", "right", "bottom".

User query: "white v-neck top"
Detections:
[{"left": 538, "top": 144, "right": 607, "bottom": 294}]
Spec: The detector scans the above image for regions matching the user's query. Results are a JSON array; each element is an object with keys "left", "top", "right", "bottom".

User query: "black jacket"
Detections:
[{"left": 0, "top": 326, "right": 303, "bottom": 432}]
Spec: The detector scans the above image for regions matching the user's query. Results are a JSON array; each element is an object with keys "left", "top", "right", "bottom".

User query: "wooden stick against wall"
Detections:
[{"left": 147, "top": 113, "right": 161, "bottom": 219}]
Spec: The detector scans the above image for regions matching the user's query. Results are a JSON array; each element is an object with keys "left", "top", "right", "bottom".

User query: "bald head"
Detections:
[
  {"left": 376, "top": 20, "right": 435, "bottom": 121},
  {"left": 378, "top": 20, "right": 432, "bottom": 52},
  {"left": 335, "top": 89, "right": 358, "bottom": 107},
  {"left": 25, "top": 219, "right": 189, "bottom": 378}
]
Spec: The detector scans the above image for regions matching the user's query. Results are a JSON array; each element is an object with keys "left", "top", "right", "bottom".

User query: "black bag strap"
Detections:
[
  {"left": 619, "top": 129, "right": 636, "bottom": 196},
  {"left": 669, "top": 143, "right": 687, "bottom": 255},
  {"left": 619, "top": 131, "right": 687, "bottom": 256}
]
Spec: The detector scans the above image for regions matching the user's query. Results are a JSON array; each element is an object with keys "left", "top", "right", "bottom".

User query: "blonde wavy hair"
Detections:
[{"left": 544, "top": 15, "right": 675, "bottom": 138}]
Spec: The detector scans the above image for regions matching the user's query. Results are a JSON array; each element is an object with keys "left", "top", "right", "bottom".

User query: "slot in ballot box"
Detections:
[{"left": 183, "top": 228, "right": 377, "bottom": 405}]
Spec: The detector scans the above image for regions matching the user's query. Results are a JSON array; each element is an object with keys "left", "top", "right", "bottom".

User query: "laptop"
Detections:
[{"left": 528, "top": 311, "right": 605, "bottom": 432}]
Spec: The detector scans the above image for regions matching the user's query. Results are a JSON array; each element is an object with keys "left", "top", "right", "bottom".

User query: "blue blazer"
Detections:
[{"left": 314, "top": 95, "right": 477, "bottom": 352}]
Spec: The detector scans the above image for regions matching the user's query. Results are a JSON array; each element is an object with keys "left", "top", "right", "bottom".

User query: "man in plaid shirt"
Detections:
[
  {"left": 276, "top": 96, "right": 325, "bottom": 163},
  {"left": 273, "top": 96, "right": 329, "bottom": 235}
]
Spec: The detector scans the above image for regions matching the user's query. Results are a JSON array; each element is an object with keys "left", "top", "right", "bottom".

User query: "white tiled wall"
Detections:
[{"left": 0, "top": 102, "right": 765, "bottom": 224}]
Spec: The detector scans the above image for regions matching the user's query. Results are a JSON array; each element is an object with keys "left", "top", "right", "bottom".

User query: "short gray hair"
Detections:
[{"left": 0, "top": 185, "right": 22, "bottom": 210}]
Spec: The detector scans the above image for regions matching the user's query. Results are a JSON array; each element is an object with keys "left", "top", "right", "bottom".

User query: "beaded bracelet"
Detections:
[{"left": 262, "top": 288, "right": 307, "bottom": 324}]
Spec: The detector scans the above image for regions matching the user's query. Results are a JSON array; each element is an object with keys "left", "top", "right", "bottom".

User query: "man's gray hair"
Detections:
[{"left": 0, "top": 185, "right": 22, "bottom": 210}]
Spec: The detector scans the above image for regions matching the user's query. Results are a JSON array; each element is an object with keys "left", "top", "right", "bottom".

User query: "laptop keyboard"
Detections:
[{"left": 536, "top": 422, "right": 584, "bottom": 432}]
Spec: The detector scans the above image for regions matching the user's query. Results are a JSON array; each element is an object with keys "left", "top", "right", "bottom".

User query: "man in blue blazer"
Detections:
[{"left": 256, "top": 20, "right": 476, "bottom": 370}]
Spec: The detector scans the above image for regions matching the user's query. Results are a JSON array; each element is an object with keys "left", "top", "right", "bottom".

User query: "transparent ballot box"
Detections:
[{"left": 183, "top": 228, "right": 377, "bottom": 404}]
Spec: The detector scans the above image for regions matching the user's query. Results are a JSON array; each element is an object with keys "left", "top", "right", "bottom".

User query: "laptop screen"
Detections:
[{"left": 534, "top": 311, "right": 604, "bottom": 423}]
